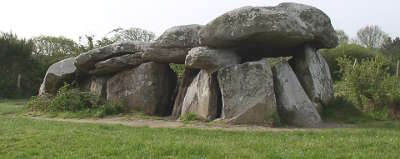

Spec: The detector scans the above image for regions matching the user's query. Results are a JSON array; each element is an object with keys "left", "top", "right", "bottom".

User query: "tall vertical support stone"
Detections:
[
  {"left": 290, "top": 45, "right": 334, "bottom": 111},
  {"left": 106, "top": 62, "right": 177, "bottom": 116},
  {"left": 170, "top": 68, "right": 200, "bottom": 119},
  {"left": 273, "top": 62, "right": 322, "bottom": 127},
  {"left": 180, "top": 70, "right": 221, "bottom": 120},
  {"left": 217, "top": 58, "right": 279, "bottom": 125}
]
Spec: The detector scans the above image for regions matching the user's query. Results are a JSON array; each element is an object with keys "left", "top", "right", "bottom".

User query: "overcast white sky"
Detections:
[{"left": 0, "top": 0, "right": 399, "bottom": 41}]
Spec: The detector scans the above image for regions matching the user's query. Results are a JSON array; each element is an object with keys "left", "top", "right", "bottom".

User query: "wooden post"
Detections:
[
  {"left": 17, "top": 73, "right": 21, "bottom": 89},
  {"left": 397, "top": 60, "right": 400, "bottom": 79}
]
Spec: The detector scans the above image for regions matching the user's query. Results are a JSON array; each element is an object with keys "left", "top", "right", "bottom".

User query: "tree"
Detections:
[
  {"left": 357, "top": 25, "right": 388, "bottom": 48},
  {"left": 336, "top": 30, "right": 349, "bottom": 44},
  {"left": 96, "top": 27, "right": 156, "bottom": 47},
  {"left": 0, "top": 32, "right": 40, "bottom": 98},
  {"left": 32, "top": 36, "right": 79, "bottom": 65}
]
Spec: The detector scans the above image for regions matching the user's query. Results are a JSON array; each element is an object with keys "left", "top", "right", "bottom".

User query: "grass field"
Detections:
[{"left": 1, "top": 100, "right": 400, "bottom": 158}]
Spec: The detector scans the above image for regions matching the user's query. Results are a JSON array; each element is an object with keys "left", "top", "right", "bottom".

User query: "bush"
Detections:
[
  {"left": 180, "top": 113, "right": 199, "bottom": 122},
  {"left": 95, "top": 100, "right": 125, "bottom": 117},
  {"left": 27, "top": 95, "right": 52, "bottom": 112},
  {"left": 51, "top": 83, "right": 97, "bottom": 112},
  {"left": 336, "top": 55, "right": 400, "bottom": 119},
  {"left": 320, "top": 43, "right": 376, "bottom": 81},
  {"left": 27, "top": 83, "right": 128, "bottom": 118},
  {"left": 27, "top": 83, "right": 97, "bottom": 112},
  {"left": 322, "top": 96, "right": 367, "bottom": 123}
]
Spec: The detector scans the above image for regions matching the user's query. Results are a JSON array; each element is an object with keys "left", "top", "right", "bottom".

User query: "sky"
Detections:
[{"left": 1, "top": 0, "right": 399, "bottom": 41}]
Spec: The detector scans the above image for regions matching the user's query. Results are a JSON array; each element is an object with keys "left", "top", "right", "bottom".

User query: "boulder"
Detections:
[
  {"left": 217, "top": 58, "right": 279, "bottom": 125},
  {"left": 290, "top": 45, "right": 334, "bottom": 110},
  {"left": 199, "top": 3, "right": 338, "bottom": 57},
  {"left": 141, "top": 47, "right": 188, "bottom": 64},
  {"left": 89, "top": 53, "right": 146, "bottom": 75},
  {"left": 152, "top": 24, "right": 203, "bottom": 48},
  {"left": 185, "top": 47, "right": 241, "bottom": 73},
  {"left": 170, "top": 68, "right": 200, "bottom": 119},
  {"left": 272, "top": 62, "right": 322, "bottom": 127},
  {"left": 181, "top": 70, "right": 220, "bottom": 120},
  {"left": 142, "top": 24, "right": 203, "bottom": 64},
  {"left": 106, "top": 62, "right": 177, "bottom": 116},
  {"left": 39, "top": 57, "right": 77, "bottom": 95},
  {"left": 75, "top": 41, "right": 149, "bottom": 72}
]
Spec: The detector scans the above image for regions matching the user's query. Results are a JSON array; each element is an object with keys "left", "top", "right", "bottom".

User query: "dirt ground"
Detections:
[{"left": 28, "top": 116, "right": 353, "bottom": 132}]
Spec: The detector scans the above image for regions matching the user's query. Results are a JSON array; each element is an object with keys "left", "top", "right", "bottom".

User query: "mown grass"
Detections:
[{"left": 1, "top": 100, "right": 400, "bottom": 158}]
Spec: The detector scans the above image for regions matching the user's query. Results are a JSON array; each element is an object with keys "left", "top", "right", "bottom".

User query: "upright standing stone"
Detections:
[
  {"left": 170, "top": 68, "right": 200, "bottom": 119},
  {"left": 290, "top": 45, "right": 334, "bottom": 110},
  {"left": 218, "top": 58, "right": 279, "bottom": 125},
  {"left": 273, "top": 62, "right": 322, "bottom": 127},
  {"left": 89, "top": 76, "right": 108, "bottom": 101},
  {"left": 181, "top": 70, "right": 220, "bottom": 120},
  {"left": 106, "top": 62, "right": 177, "bottom": 116}
]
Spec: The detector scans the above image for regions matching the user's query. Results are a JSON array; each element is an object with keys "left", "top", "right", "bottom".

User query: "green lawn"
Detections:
[{"left": 1, "top": 100, "right": 400, "bottom": 159}]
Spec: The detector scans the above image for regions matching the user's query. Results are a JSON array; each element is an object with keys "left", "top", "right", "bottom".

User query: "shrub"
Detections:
[
  {"left": 180, "top": 113, "right": 199, "bottom": 122},
  {"left": 336, "top": 55, "right": 400, "bottom": 119},
  {"left": 27, "top": 95, "right": 52, "bottom": 112},
  {"left": 320, "top": 43, "right": 376, "bottom": 81},
  {"left": 51, "top": 83, "right": 97, "bottom": 112},
  {"left": 95, "top": 100, "right": 125, "bottom": 117}
]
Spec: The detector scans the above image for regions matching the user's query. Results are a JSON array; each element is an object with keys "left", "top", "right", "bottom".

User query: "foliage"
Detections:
[
  {"left": 336, "top": 55, "right": 400, "bottom": 119},
  {"left": 357, "top": 25, "right": 388, "bottom": 48},
  {"left": 322, "top": 96, "right": 368, "bottom": 123},
  {"left": 95, "top": 27, "right": 156, "bottom": 47},
  {"left": 0, "top": 32, "right": 41, "bottom": 98},
  {"left": 27, "top": 95, "right": 53, "bottom": 112},
  {"left": 381, "top": 37, "right": 400, "bottom": 63},
  {"left": 169, "top": 63, "right": 185, "bottom": 80},
  {"left": 95, "top": 100, "right": 125, "bottom": 117},
  {"left": 27, "top": 83, "right": 96, "bottom": 112},
  {"left": 32, "top": 36, "right": 80, "bottom": 65},
  {"left": 336, "top": 30, "right": 349, "bottom": 44},
  {"left": 320, "top": 43, "right": 376, "bottom": 81},
  {"left": 51, "top": 83, "right": 97, "bottom": 112},
  {"left": 180, "top": 113, "right": 199, "bottom": 122}
]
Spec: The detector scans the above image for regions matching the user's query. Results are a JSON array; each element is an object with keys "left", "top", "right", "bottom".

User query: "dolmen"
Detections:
[{"left": 39, "top": 3, "right": 338, "bottom": 127}]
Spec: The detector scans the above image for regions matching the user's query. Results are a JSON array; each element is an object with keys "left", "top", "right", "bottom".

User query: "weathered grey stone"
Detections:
[
  {"left": 89, "top": 53, "right": 146, "bottom": 75},
  {"left": 217, "top": 58, "right": 279, "bottom": 125},
  {"left": 89, "top": 76, "right": 108, "bottom": 100},
  {"left": 199, "top": 3, "right": 338, "bottom": 56},
  {"left": 75, "top": 41, "right": 150, "bottom": 72},
  {"left": 171, "top": 68, "right": 200, "bottom": 119},
  {"left": 141, "top": 47, "right": 188, "bottom": 64},
  {"left": 106, "top": 62, "right": 177, "bottom": 116},
  {"left": 142, "top": 25, "right": 203, "bottom": 64},
  {"left": 290, "top": 45, "right": 334, "bottom": 111},
  {"left": 152, "top": 24, "right": 203, "bottom": 48},
  {"left": 39, "top": 57, "right": 77, "bottom": 95},
  {"left": 272, "top": 62, "right": 322, "bottom": 127},
  {"left": 181, "top": 70, "right": 220, "bottom": 120},
  {"left": 185, "top": 47, "right": 241, "bottom": 73}
]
